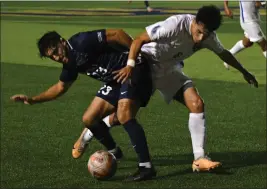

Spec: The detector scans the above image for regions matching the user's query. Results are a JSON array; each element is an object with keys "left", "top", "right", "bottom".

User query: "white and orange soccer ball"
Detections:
[{"left": 88, "top": 150, "right": 117, "bottom": 180}]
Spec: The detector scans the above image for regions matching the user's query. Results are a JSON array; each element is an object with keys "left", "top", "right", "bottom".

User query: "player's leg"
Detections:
[
  {"left": 223, "top": 36, "right": 253, "bottom": 69},
  {"left": 245, "top": 21, "right": 267, "bottom": 58},
  {"left": 223, "top": 21, "right": 257, "bottom": 69},
  {"left": 72, "top": 112, "right": 121, "bottom": 159},
  {"left": 256, "top": 38, "right": 267, "bottom": 58},
  {"left": 72, "top": 83, "right": 121, "bottom": 159},
  {"left": 173, "top": 83, "right": 221, "bottom": 172},
  {"left": 144, "top": 1, "right": 153, "bottom": 12},
  {"left": 117, "top": 63, "right": 156, "bottom": 181}
]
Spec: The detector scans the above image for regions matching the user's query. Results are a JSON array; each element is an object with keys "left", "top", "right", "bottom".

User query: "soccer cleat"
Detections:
[
  {"left": 72, "top": 128, "right": 92, "bottom": 159},
  {"left": 223, "top": 62, "right": 230, "bottom": 70},
  {"left": 126, "top": 165, "right": 157, "bottom": 181},
  {"left": 192, "top": 157, "right": 222, "bottom": 172}
]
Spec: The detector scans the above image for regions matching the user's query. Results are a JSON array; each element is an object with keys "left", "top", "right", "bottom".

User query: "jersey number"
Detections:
[{"left": 98, "top": 85, "right": 112, "bottom": 95}]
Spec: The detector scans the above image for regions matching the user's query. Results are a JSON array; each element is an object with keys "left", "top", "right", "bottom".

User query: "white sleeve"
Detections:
[
  {"left": 202, "top": 32, "right": 224, "bottom": 54},
  {"left": 146, "top": 16, "right": 179, "bottom": 41}
]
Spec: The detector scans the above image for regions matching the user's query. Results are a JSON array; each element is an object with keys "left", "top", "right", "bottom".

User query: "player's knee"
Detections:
[
  {"left": 243, "top": 38, "right": 253, "bottom": 48},
  {"left": 109, "top": 113, "right": 120, "bottom": 126},
  {"left": 190, "top": 96, "right": 204, "bottom": 113},
  {"left": 257, "top": 39, "right": 267, "bottom": 51},
  {"left": 82, "top": 114, "right": 98, "bottom": 127},
  {"left": 117, "top": 102, "right": 132, "bottom": 124},
  {"left": 245, "top": 42, "right": 253, "bottom": 48}
]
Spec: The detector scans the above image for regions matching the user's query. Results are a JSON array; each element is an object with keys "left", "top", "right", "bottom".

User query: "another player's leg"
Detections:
[
  {"left": 144, "top": 1, "right": 153, "bottom": 12},
  {"left": 173, "top": 83, "right": 221, "bottom": 172},
  {"left": 257, "top": 38, "right": 267, "bottom": 58},
  {"left": 72, "top": 113, "right": 120, "bottom": 159},
  {"left": 248, "top": 22, "right": 267, "bottom": 58},
  {"left": 117, "top": 98, "right": 156, "bottom": 181},
  {"left": 223, "top": 36, "right": 252, "bottom": 69},
  {"left": 118, "top": 63, "right": 156, "bottom": 181}
]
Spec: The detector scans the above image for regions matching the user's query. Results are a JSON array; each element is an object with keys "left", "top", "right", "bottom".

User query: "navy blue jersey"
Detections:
[{"left": 59, "top": 29, "right": 142, "bottom": 83}]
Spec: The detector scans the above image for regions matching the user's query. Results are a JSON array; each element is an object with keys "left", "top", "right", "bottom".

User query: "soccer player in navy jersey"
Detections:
[{"left": 10, "top": 29, "right": 156, "bottom": 181}]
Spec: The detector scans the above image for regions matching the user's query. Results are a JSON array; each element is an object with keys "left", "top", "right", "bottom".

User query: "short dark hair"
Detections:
[
  {"left": 37, "top": 31, "right": 61, "bottom": 58},
  {"left": 196, "top": 5, "right": 222, "bottom": 32}
]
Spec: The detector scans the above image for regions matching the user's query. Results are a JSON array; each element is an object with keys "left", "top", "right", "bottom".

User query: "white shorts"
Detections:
[
  {"left": 241, "top": 21, "right": 265, "bottom": 42},
  {"left": 153, "top": 67, "right": 192, "bottom": 104}
]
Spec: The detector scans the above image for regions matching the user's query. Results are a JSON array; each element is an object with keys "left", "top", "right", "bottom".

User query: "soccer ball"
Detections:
[{"left": 88, "top": 150, "right": 117, "bottom": 180}]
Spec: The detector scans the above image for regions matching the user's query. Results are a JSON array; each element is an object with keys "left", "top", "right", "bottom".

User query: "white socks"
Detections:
[
  {"left": 139, "top": 162, "right": 152, "bottom": 168},
  {"left": 228, "top": 40, "right": 266, "bottom": 58},
  {"left": 102, "top": 115, "right": 111, "bottom": 127},
  {"left": 83, "top": 128, "right": 93, "bottom": 142},
  {"left": 230, "top": 40, "right": 245, "bottom": 55},
  {"left": 188, "top": 113, "right": 206, "bottom": 160},
  {"left": 82, "top": 115, "right": 111, "bottom": 142},
  {"left": 263, "top": 51, "right": 266, "bottom": 58}
]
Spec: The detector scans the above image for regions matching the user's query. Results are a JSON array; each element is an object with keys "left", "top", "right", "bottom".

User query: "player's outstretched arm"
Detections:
[
  {"left": 10, "top": 80, "right": 73, "bottom": 105},
  {"left": 217, "top": 49, "right": 258, "bottom": 88},
  {"left": 113, "top": 31, "right": 151, "bottom": 84},
  {"left": 224, "top": 1, "right": 233, "bottom": 19}
]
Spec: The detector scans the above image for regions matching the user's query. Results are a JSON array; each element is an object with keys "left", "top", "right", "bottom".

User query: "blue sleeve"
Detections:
[
  {"left": 59, "top": 64, "right": 78, "bottom": 82},
  {"left": 71, "top": 29, "right": 107, "bottom": 51}
]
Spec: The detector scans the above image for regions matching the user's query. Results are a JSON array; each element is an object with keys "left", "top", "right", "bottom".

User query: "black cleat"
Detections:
[
  {"left": 126, "top": 165, "right": 157, "bottom": 182},
  {"left": 110, "top": 147, "right": 123, "bottom": 160}
]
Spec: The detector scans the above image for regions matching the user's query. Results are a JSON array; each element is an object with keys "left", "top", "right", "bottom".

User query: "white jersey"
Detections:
[
  {"left": 141, "top": 14, "right": 224, "bottom": 78},
  {"left": 239, "top": 1, "right": 261, "bottom": 23}
]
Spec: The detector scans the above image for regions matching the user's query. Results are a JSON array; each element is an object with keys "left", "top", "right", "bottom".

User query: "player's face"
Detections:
[
  {"left": 45, "top": 40, "right": 69, "bottom": 64},
  {"left": 191, "top": 21, "right": 210, "bottom": 44}
]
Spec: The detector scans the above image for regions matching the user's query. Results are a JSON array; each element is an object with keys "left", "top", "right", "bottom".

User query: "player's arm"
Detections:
[
  {"left": 128, "top": 31, "right": 152, "bottom": 65},
  {"left": 204, "top": 34, "right": 258, "bottom": 88},
  {"left": 217, "top": 49, "right": 258, "bottom": 87},
  {"left": 105, "top": 29, "right": 133, "bottom": 50},
  {"left": 224, "top": 1, "right": 233, "bottom": 19},
  {"left": 10, "top": 80, "right": 74, "bottom": 105},
  {"left": 112, "top": 31, "right": 152, "bottom": 83},
  {"left": 113, "top": 17, "right": 177, "bottom": 83}
]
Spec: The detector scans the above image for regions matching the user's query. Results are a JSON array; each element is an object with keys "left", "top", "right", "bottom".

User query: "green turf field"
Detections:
[{"left": 1, "top": 1, "right": 266, "bottom": 189}]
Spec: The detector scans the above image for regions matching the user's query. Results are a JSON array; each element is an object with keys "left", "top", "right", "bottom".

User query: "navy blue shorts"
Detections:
[{"left": 96, "top": 63, "right": 152, "bottom": 107}]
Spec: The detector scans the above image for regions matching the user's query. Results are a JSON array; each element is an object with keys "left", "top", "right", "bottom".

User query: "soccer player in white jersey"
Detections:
[
  {"left": 73, "top": 5, "right": 258, "bottom": 173},
  {"left": 223, "top": 0, "right": 267, "bottom": 69}
]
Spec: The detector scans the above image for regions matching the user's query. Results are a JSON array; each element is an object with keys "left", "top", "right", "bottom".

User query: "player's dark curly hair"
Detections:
[
  {"left": 196, "top": 5, "right": 222, "bottom": 32},
  {"left": 37, "top": 31, "right": 61, "bottom": 58}
]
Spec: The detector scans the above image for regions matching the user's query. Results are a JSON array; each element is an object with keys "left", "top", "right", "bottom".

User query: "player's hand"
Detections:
[
  {"left": 113, "top": 65, "right": 133, "bottom": 84},
  {"left": 243, "top": 72, "right": 258, "bottom": 88},
  {"left": 10, "top": 94, "right": 31, "bottom": 105},
  {"left": 225, "top": 8, "right": 233, "bottom": 19}
]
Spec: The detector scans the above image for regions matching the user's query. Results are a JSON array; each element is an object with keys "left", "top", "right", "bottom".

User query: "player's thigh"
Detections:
[
  {"left": 176, "top": 86, "right": 204, "bottom": 113},
  {"left": 83, "top": 96, "right": 115, "bottom": 126},
  {"left": 257, "top": 38, "right": 267, "bottom": 51},
  {"left": 119, "top": 63, "right": 153, "bottom": 108},
  {"left": 241, "top": 22, "right": 265, "bottom": 43},
  {"left": 156, "top": 67, "right": 192, "bottom": 104},
  {"left": 117, "top": 63, "right": 152, "bottom": 123},
  {"left": 117, "top": 98, "right": 141, "bottom": 124},
  {"left": 173, "top": 81, "right": 194, "bottom": 106},
  {"left": 83, "top": 84, "right": 118, "bottom": 126}
]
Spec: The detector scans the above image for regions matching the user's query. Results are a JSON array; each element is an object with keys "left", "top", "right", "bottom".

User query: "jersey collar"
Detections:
[{"left": 66, "top": 40, "right": 73, "bottom": 50}]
